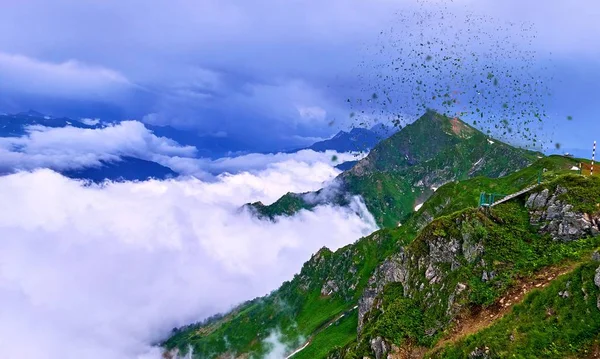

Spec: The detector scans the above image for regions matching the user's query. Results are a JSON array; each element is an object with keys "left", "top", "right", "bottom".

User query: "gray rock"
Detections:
[
  {"left": 321, "top": 280, "right": 339, "bottom": 296},
  {"left": 592, "top": 251, "right": 600, "bottom": 262},
  {"left": 370, "top": 337, "right": 389, "bottom": 359},
  {"left": 595, "top": 266, "right": 600, "bottom": 289},
  {"left": 558, "top": 290, "right": 570, "bottom": 299},
  {"left": 462, "top": 238, "right": 484, "bottom": 263},
  {"left": 447, "top": 283, "right": 468, "bottom": 316},
  {"left": 425, "top": 264, "right": 437, "bottom": 282},
  {"left": 357, "top": 252, "right": 408, "bottom": 333},
  {"left": 526, "top": 189, "right": 549, "bottom": 210},
  {"left": 469, "top": 347, "right": 491, "bottom": 359},
  {"left": 530, "top": 186, "right": 600, "bottom": 241}
]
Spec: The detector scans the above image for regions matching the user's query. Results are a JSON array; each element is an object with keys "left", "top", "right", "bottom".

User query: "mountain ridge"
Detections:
[
  {"left": 251, "top": 110, "right": 541, "bottom": 228},
  {"left": 164, "top": 156, "right": 600, "bottom": 359}
]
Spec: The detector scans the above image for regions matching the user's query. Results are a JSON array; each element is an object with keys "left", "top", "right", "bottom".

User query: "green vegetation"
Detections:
[
  {"left": 252, "top": 111, "right": 539, "bottom": 227},
  {"left": 415, "top": 155, "right": 580, "bottom": 225},
  {"left": 348, "top": 198, "right": 600, "bottom": 358},
  {"left": 250, "top": 192, "right": 314, "bottom": 219},
  {"left": 545, "top": 174, "right": 600, "bottom": 215},
  {"left": 293, "top": 311, "right": 359, "bottom": 359},
  {"left": 434, "top": 262, "right": 600, "bottom": 358},
  {"left": 164, "top": 226, "right": 415, "bottom": 357},
  {"left": 164, "top": 111, "right": 600, "bottom": 359}
]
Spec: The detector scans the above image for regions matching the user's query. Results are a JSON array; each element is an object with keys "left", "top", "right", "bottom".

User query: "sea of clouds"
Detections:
[
  {"left": 0, "top": 120, "right": 362, "bottom": 178},
  {"left": 0, "top": 151, "right": 377, "bottom": 359}
]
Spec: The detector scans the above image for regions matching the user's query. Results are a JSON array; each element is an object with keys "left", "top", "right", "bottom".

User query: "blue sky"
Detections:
[
  {"left": 0, "top": 0, "right": 598, "bottom": 154},
  {"left": 1, "top": 2, "right": 599, "bottom": 357}
]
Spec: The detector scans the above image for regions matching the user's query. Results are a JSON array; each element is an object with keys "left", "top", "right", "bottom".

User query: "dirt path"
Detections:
[{"left": 425, "top": 261, "right": 581, "bottom": 357}]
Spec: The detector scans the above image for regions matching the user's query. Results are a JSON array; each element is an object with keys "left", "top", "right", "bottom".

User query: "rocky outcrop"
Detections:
[
  {"left": 595, "top": 266, "right": 600, "bottom": 311},
  {"left": 358, "top": 214, "right": 487, "bottom": 334},
  {"left": 370, "top": 337, "right": 391, "bottom": 359},
  {"left": 321, "top": 280, "right": 340, "bottom": 296},
  {"left": 526, "top": 186, "right": 600, "bottom": 241},
  {"left": 297, "top": 246, "right": 363, "bottom": 300},
  {"left": 358, "top": 251, "right": 408, "bottom": 333},
  {"left": 469, "top": 347, "right": 491, "bottom": 359}
]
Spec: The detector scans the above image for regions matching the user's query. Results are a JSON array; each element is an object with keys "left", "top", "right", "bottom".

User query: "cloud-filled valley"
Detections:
[
  {"left": 0, "top": 119, "right": 362, "bottom": 178},
  {"left": 0, "top": 154, "right": 377, "bottom": 359}
]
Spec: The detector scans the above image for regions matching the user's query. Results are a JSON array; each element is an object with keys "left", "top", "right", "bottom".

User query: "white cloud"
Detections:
[
  {"left": 0, "top": 122, "right": 363, "bottom": 179},
  {"left": 297, "top": 106, "right": 327, "bottom": 122},
  {"left": 80, "top": 118, "right": 101, "bottom": 126},
  {"left": 0, "top": 121, "right": 198, "bottom": 174},
  {"left": 0, "top": 156, "right": 377, "bottom": 359},
  {"left": 0, "top": 52, "right": 135, "bottom": 100},
  {"left": 200, "top": 149, "right": 363, "bottom": 175}
]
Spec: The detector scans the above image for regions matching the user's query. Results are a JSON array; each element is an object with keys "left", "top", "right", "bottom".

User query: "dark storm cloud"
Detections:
[{"left": 0, "top": 0, "right": 598, "bottom": 151}]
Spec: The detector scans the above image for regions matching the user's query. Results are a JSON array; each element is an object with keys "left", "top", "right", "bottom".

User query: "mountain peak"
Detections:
[
  {"left": 346, "top": 110, "right": 536, "bottom": 184},
  {"left": 412, "top": 110, "right": 475, "bottom": 139},
  {"left": 17, "top": 110, "right": 45, "bottom": 117}
]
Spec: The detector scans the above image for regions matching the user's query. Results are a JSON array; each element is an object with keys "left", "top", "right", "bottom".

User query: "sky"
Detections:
[
  {"left": 0, "top": 0, "right": 598, "bottom": 153},
  {"left": 1, "top": 1, "right": 599, "bottom": 358}
]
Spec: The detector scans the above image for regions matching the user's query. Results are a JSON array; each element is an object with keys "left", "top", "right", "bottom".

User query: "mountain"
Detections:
[
  {"left": 163, "top": 155, "right": 600, "bottom": 359},
  {"left": 252, "top": 110, "right": 541, "bottom": 228},
  {"left": 0, "top": 112, "right": 179, "bottom": 181},
  {"left": 300, "top": 126, "right": 396, "bottom": 153},
  {"left": 0, "top": 111, "right": 103, "bottom": 137},
  {"left": 0, "top": 111, "right": 253, "bottom": 181},
  {"left": 61, "top": 156, "right": 177, "bottom": 182},
  {"left": 144, "top": 124, "right": 253, "bottom": 159},
  {"left": 369, "top": 123, "right": 398, "bottom": 138}
]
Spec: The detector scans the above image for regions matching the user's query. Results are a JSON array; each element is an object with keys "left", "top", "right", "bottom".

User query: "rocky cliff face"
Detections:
[
  {"left": 358, "top": 212, "right": 487, "bottom": 336},
  {"left": 526, "top": 186, "right": 600, "bottom": 241},
  {"left": 352, "top": 178, "right": 600, "bottom": 359},
  {"left": 595, "top": 260, "right": 600, "bottom": 311}
]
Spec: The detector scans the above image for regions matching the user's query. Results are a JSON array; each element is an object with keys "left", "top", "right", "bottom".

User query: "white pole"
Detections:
[{"left": 592, "top": 141, "right": 596, "bottom": 176}]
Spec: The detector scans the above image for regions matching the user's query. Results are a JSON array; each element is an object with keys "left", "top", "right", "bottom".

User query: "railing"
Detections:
[{"left": 479, "top": 169, "right": 544, "bottom": 208}]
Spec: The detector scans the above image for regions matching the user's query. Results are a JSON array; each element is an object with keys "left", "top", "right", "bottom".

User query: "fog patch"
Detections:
[{"left": 0, "top": 156, "right": 376, "bottom": 359}]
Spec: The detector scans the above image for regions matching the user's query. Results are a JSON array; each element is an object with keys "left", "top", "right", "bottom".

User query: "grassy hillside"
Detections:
[
  {"left": 163, "top": 157, "right": 597, "bottom": 359},
  {"left": 433, "top": 261, "right": 600, "bottom": 358},
  {"left": 252, "top": 110, "right": 539, "bottom": 228},
  {"left": 328, "top": 174, "right": 600, "bottom": 359}
]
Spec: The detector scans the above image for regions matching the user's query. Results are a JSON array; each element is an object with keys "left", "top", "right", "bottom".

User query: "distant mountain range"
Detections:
[
  {"left": 303, "top": 125, "right": 397, "bottom": 153},
  {"left": 0, "top": 110, "right": 104, "bottom": 136},
  {"left": 0, "top": 111, "right": 395, "bottom": 181}
]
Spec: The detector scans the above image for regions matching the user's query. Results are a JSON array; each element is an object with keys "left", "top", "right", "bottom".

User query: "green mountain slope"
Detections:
[
  {"left": 333, "top": 174, "right": 600, "bottom": 359},
  {"left": 432, "top": 260, "right": 600, "bottom": 359},
  {"left": 163, "top": 156, "right": 598, "bottom": 359},
  {"left": 251, "top": 110, "right": 540, "bottom": 228}
]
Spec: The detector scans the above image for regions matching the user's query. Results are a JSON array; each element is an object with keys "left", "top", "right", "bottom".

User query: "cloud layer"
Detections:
[
  {"left": 1, "top": 1, "right": 599, "bottom": 151},
  {"left": 0, "top": 120, "right": 361, "bottom": 178},
  {"left": 0, "top": 156, "right": 377, "bottom": 359}
]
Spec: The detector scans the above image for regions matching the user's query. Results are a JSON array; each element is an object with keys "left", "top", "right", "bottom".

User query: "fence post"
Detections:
[{"left": 592, "top": 141, "right": 597, "bottom": 176}]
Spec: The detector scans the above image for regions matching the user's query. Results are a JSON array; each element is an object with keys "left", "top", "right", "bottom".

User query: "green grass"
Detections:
[
  {"left": 416, "top": 155, "right": 580, "bottom": 224},
  {"left": 165, "top": 162, "right": 598, "bottom": 359},
  {"left": 293, "top": 310, "right": 359, "bottom": 359},
  {"left": 251, "top": 111, "right": 540, "bottom": 228},
  {"left": 545, "top": 174, "right": 600, "bottom": 215},
  {"left": 435, "top": 261, "right": 600, "bottom": 358},
  {"left": 341, "top": 174, "right": 600, "bottom": 358}
]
